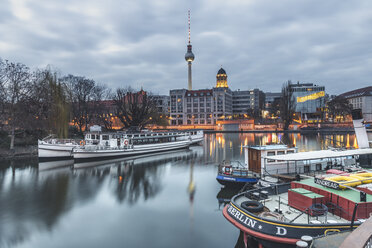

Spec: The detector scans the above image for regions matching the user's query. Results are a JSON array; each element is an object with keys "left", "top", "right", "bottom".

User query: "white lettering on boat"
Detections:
[
  {"left": 228, "top": 205, "right": 257, "bottom": 229},
  {"left": 276, "top": 226, "right": 287, "bottom": 236},
  {"left": 243, "top": 218, "right": 257, "bottom": 228},
  {"left": 314, "top": 178, "right": 339, "bottom": 189},
  {"left": 222, "top": 177, "right": 235, "bottom": 181},
  {"left": 235, "top": 211, "right": 241, "bottom": 219}
]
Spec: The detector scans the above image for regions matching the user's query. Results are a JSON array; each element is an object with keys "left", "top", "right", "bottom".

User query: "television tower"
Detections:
[{"left": 185, "top": 10, "right": 195, "bottom": 90}]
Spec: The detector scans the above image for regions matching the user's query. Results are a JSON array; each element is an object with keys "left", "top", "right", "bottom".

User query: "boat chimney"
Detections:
[{"left": 351, "top": 109, "right": 370, "bottom": 148}]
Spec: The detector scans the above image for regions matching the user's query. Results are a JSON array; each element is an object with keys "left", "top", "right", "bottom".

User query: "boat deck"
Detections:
[
  {"left": 297, "top": 178, "right": 372, "bottom": 203},
  {"left": 235, "top": 193, "right": 350, "bottom": 225}
]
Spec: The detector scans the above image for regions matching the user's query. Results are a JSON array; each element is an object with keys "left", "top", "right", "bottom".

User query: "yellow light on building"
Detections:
[{"left": 296, "top": 91, "right": 325, "bottom": 103}]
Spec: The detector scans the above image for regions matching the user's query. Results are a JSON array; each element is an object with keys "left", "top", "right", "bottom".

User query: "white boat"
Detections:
[
  {"left": 38, "top": 129, "right": 203, "bottom": 161},
  {"left": 242, "top": 109, "right": 372, "bottom": 183},
  {"left": 38, "top": 136, "right": 79, "bottom": 160},
  {"left": 179, "top": 130, "right": 204, "bottom": 144},
  {"left": 73, "top": 131, "right": 196, "bottom": 163}
]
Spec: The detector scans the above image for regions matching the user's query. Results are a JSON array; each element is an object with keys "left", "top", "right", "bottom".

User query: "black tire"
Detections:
[{"left": 241, "top": 201, "right": 264, "bottom": 213}]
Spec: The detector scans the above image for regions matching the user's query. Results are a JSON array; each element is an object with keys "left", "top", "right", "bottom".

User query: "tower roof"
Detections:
[
  {"left": 218, "top": 68, "right": 226, "bottom": 75},
  {"left": 216, "top": 67, "right": 228, "bottom": 88}
]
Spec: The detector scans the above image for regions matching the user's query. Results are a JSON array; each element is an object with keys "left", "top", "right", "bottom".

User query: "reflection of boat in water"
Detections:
[
  {"left": 234, "top": 231, "right": 259, "bottom": 248},
  {"left": 217, "top": 187, "right": 242, "bottom": 209},
  {"left": 38, "top": 159, "right": 74, "bottom": 171},
  {"left": 74, "top": 148, "right": 194, "bottom": 169}
]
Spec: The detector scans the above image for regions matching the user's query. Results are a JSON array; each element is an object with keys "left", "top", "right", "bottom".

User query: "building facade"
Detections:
[
  {"left": 232, "top": 89, "right": 265, "bottom": 116},
  {"left": 264, "top": 92, "right": 281, "bottom": 109},
  {"left": 152, "top": 95, "right": 170, "bottom": 114},
  {"left": 340, "top": 86, "right": 372, "bottom": 121},
  {"left": 290, "top": 82, "right": 325, "bottom": 114},
  {"left": 170, "top": 68, "right": 233, "bottom": 125}
]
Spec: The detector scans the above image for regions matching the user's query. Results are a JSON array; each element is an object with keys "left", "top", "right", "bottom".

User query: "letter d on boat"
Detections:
[{"left": 276, "top": 226, "right": 287, "bottom": 236}]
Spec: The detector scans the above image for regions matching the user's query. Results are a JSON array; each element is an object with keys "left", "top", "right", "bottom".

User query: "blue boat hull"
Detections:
[{"left": 216, "top": 174, "right": 259, "bottom": 187}]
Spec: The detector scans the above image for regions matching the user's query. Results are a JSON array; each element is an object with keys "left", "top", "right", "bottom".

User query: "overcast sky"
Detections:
[{"left": 1, "top": 0, "right": 371, "bottom": 95}]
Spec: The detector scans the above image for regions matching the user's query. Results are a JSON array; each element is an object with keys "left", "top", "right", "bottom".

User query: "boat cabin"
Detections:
[
  {"left": 244, "top": 145, "right": 297, "bottom": 177},
  {"left": 260, "top": 148, "right": 372, "bottom": 177},
  {"left": 82, "top": 130, "right": 199, "bottom": 149},
  {"left": 84, "top": 132, "right": 128, "bottom": 148}
]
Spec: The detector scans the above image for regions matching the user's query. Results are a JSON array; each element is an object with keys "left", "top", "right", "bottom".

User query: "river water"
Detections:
[{"left": 0, "top": 133, "right": 358, "bottom": 248}]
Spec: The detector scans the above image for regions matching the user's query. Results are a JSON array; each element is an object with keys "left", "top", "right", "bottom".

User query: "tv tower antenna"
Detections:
[
  {"left": 185, "top": 10, "right": 195, "bottom": 90},
  {"left": 188, "top": 10, "right": 191, "bottom": 44}
]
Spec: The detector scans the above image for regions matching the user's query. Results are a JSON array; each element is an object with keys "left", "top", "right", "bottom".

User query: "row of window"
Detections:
[{"left": 291, "top": 87, "right": 325, "bottom": 92}]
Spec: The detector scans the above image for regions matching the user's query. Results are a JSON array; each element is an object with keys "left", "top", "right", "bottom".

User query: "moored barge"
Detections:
[
  {"left": 223, "top": 164, "right": 372, "bottom": 247},
  {"left": 73, "top": 131, "right": 203, "bottom": 165}
]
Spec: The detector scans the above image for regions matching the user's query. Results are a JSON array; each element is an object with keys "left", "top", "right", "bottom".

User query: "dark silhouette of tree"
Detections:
[
  {"left": 246, "top": 108, "right": 261, "bottom": 119},
  {"left": 279, "top": 81, "right": 296, "bottom": 130},
  {"left": 269, "top": 97, "right": 281, "bottom": 117},
  {"left": 28, "top": 68, "right": 70, "bottom": 138},
  {"left": 114, "top": 87, "right": 157, "bottom": 130},
  {"left": 327, "top": 96, "right": 352, "bottom": 122},
  {"left": 61, "top": 75, "right": 106, "bottom": 134},
  {"left": 0, "top": 60, "right": 31, "bottom": 150}
]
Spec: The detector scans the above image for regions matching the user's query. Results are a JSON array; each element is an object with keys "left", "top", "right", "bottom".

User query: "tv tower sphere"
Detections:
[{"left": 185, "top": 46, "right": 194, "bottom": 62}]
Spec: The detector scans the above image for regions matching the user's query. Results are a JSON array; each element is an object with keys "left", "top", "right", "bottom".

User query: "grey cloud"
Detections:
[{"left": 0, "top": 0, "right": 371, "bottom": 95}]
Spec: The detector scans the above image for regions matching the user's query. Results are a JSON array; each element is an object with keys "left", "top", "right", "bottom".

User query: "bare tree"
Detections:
[
  {"left": 327, "top": 96, "right": 352, "bottom": 122},
  {"left": 269, "top": 97, "right": 281, "bottom": 118},
  {"left": 279, "top": 81, "right": 296, "bottom": 130},
  {"left": 0, "top": 60, "right": 31, "bottom": 150},
  {"left": 0, "top": 59, "right": 6, "bottom": 126},
  {"left": 113, "top": 87, "right": 157, "bottom": 130},
  {"left": 61, "top": 75, "right": 96, "bottom": 134}
]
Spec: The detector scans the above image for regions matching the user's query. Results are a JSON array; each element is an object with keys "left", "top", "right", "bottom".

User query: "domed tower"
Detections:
[
  {"left": 185, "top": 10, "right": 195, "bottom": 90},
  {"left": 216, "top": 67, "right": 228, "bottom": 88}
]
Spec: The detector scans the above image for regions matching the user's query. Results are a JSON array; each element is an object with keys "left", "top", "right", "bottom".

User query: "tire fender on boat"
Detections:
[{"left": 241, "top": 201, "right": 264, "bottom": 213}]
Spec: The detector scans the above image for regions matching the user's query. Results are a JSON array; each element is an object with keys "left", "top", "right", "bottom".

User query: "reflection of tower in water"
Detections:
[{"left": 187, "top": 160, "right": 196, "bottom": 225}]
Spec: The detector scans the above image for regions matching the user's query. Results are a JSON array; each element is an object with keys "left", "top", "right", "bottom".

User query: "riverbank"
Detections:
[{"left": 0, "top": 146, "right": 37, "bottom": 160}]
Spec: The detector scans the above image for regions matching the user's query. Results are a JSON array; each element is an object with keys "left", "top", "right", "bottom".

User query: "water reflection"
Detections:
[
  {"left": 216, "top": 187, "right": 241, "bottom": 210},
  {"left": 0, "top": 149, "right": 198, "bottom": 247},
  {"left": 204, "top": 132, "right": 358, "bottom": 162},
  {"left": 0, "top": 132, "right": 359, "bottom": 248}
]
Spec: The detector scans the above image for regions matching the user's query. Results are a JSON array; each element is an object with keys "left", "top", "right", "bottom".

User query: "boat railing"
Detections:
[
  {"left": 81, "top": 144, "right": 134, "bottom": 151},
  {"left": 237, "top": 181, "right": 372, "bottom": 227},
  {"left": 43, "top": 138, "right": 79, "bottom": 145},
  {"left": 218, "top": 160, "right": 256, "bottom": 177},
  {"left": 239, "top": 182, "right": 292, "bottom": 200},
  {"left": 263, "top": 166, "right": 345, "bottom": 178}
]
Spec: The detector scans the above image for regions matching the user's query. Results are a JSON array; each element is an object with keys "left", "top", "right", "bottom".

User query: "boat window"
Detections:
[
  {"left": 102, "top": 135, "right": 109, "bottom": 140},
  {"left": 316, "top": 164, "right": 322, "bottom": 171},
  {"left": 267, "top": 151, "right": 275, "bottom": 163},
  {"left": 287, "top": 150, "right": 294, "bottom": 154},
  {"left": 267, "top": 151, "right": 275, "bottom": 156},
  {"left": 277, "top": 151, "right": 285, "bottom": 155}
]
